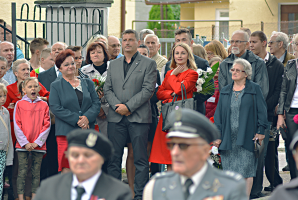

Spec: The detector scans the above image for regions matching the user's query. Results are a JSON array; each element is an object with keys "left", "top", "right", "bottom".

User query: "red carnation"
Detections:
[{"left": 294, "top": 114, "right": 298, "bottom": 124}]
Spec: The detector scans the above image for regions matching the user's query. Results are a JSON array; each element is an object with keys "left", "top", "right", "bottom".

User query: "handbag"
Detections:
[
  {"left": 161, "top": 83, "right": 196, "bottom": 131},
  {"left": 252, "top": 95, "right": 265, "bottom": 158},
  {"left": 0, "top": 114, "right": 9, "bottom": 156}
]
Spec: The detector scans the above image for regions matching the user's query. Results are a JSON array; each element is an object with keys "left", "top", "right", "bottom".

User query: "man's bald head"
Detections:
[
  {"left": 107, "top": 36, "right": 121, "bottom": 60},
  {"left": 0, "top": 42, "right": 14, "bottom": 65},
  {"left": 52, "top": 42, "right": 67, "bottom": 60}
]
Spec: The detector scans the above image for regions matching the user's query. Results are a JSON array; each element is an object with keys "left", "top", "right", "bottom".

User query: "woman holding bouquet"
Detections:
[
  {"left": 81, "top": 42, "right": 110, "bottom": 136},
  {"left": 214, "top": 58, "right": 268, "bottom": 196},
  {"left": 149, "top": 43, "right": 198, "bottom": 170},
  {"left": 49, "top": 49, "right": 101, "bottom": 173}
]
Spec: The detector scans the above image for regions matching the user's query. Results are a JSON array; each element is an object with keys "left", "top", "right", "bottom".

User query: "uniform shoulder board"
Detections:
[
  {"left": 222, "top": 170, "right": 243, "bottom": 181},
  {"left": 151, "top": 171, "right": 176, "bottom": 180}
]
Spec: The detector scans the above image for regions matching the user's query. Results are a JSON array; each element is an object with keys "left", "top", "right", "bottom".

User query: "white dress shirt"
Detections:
[
  {"left": 263, "top": 52, "right": 270, "bottom": 62},
  {"left": 71, "top": 170, "right": 102, "bottom": 200},
  {"left": 290, "top": 59, "right": 298, "bottom": 108},
  {"left": 55, "top": 65, "right": 60, "bottom": 77},
  {"left": 180, "top": 162, "right": 208, "bottom": 195}
]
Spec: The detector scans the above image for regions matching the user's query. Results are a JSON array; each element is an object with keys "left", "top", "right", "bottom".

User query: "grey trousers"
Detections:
[{"left": 107, "top": 117, "right": 149, "bottom": 200}]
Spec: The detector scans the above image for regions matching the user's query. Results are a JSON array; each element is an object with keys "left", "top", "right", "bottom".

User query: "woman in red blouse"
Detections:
[
  {"left": 149, "top": 43, "right": 198, "bottom": 170},
  {"left": 4, "top": 59, "right": 50, "bottom": 144}
]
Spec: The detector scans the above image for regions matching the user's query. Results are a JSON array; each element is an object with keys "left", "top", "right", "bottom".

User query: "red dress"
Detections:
[
  {"left": 149, "top": 69, "right": 198, "bottom": 164},
  {"left": 205, "top": 80, "right": 220, "bottom": 119},
  {"left": 3, "top": 81, "right": 50, "bottom": 144}
]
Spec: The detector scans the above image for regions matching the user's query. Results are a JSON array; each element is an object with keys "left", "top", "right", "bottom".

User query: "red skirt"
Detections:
[
  {"left": 149, "top": 114, "right": 172, "bottom": 164},
  {"left": 56, "top": 136, "right": 69, "bottom": 172}
]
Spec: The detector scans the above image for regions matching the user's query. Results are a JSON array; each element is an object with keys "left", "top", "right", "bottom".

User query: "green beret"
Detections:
[{"left": 67, "top": 129, "right": 114, "bottom": 160}]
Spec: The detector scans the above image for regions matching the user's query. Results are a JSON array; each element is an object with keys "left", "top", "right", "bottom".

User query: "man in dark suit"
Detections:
[
  {"left": 269, "top": 131, "right": 298, "bottom": 200},
  {"left": 164, "top": 28, "right": 212, "bottom": 114},
  {"left": 104, "top": 29, "right": 157, "bottom": 200},
  {"left": 34, "top": 129, "right": 132, "bottom": 200}
]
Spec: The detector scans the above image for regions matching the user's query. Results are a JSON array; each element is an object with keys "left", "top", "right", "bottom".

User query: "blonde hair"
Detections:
[
  {"left": 22, "top": 77, "right": 38, "bottom": 88},
  {"left": 193, "top": 44, "right": 207, "bottom": 60},
  {"left": 204, "top": 40, "right": 228, "bottom": 60},
  {"left": 0, "top": 83, "right": 7, "bottom": 94},
  {"left": 87, "top": 34, "right": 108, "bottom": 49},
  {"left": 12, "top": 59, "right": 30, "bottom": 73},
  {"left": 170, "top": 43, "right": 197, "bottom": 71}
]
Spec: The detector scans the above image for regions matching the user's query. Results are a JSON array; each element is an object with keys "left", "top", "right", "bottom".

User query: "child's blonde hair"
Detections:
[
  {"left": 0, "top": 83, "right": 7, "bottom": 94},
  {"left": 22, "top": 77, "right": 39, "bottom": 88}
]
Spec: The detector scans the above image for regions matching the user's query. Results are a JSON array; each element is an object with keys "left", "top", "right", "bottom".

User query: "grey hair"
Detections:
[
  {"left": 0, "top": 56, "right": 8, "bottom": 65},
  {"left": 232, "top": 58, "right": 252, "bottom": 80},
  {"left": 139, "top": 29, "right": 154, "bottom": 41},
  {"left": 232, "top": 30, "right": 249, "bottom": 42},
  {"left": 52, "top": 42, "right": 68, "bottom": 49},
  {"left": 144, "top": 34, "right": 160, "bottom": 44},
  {"left": 12, "top": 59, "right": 30, "bottom": 74},
  {"left": 293, "top": 34, "right": 298, "bottom": 44},
  {"left": 271, "top": 31, "right": 289, "bottom": 49}
]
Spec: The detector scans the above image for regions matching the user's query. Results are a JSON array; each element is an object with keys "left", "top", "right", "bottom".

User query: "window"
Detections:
[{"left": 215, "top": 9, "right": 229, "bottom": 41}]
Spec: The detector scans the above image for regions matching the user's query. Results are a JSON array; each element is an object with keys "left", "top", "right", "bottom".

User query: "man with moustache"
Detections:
[{"left": 218, "top": 30, "right": 269, "bottom": 99}]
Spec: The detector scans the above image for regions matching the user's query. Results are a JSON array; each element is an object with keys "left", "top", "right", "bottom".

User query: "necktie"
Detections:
[
  {"left": 184, "top": 178, "right": 193, "bottom": 200},
  {"left": 75, "top": 186, "right": 85, "bottom": 200},
  {"left": 58, "top": 71, "right": 62, "bottom": 77}
]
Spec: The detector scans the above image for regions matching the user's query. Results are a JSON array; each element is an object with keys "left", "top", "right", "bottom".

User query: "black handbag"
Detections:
[
  {"left": 252, "top": 95, "right": 265, "bottom": 158},
  {"left": 161, "top": 83, "right": 196, "bottom": 131}
]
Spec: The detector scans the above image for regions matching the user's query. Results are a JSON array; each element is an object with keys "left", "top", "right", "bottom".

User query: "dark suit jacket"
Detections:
[
  {"left": 164, "top": 54, "right": 212, "bottom": 114},
  {"left": 34, "top": 171, "right": 132, "bottom": 200},
  {"left": 103, "top": 52, "right": 157, "bottom": 123},
  {"left": 38, "top": 66, "right": 57, "bottom": 91},
  {"left": 49, "top": 78, "right": 101, "bottom": 136}
]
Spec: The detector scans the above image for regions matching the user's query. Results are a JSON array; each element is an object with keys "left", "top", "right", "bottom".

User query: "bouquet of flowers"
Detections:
[
  {"left": 210, "top": 146, "right": 222, "bottom": 169},
  {"left": 92, "top": 75, "right": 106, "bottom": 92},
  {"left": 195, "top": 62, "right": 220, "bottom": 95}
]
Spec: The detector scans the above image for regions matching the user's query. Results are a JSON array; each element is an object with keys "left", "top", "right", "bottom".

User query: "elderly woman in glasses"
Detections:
[{"left": 214, "top": 58, "right": 268, "bottom": 196}]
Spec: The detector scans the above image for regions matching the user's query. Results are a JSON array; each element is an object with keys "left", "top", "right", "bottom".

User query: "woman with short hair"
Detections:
[{"left": 214, "top": 58, "right": 268, "bottom": 196}]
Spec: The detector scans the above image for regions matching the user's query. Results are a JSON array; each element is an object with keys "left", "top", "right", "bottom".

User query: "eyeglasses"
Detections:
[
  {"left": 230, "top": 68, "right": 246, "bottom": 73},
  {"left": 74, "top": 56, "right": 84, "bottom": 60},
  {"left": 268, "top": 41, "right": 280, "bottom": 45},
  {"left": 166, "top": 142, "right": 206, "bottom": 150},
  {"left": 207, "top": 52, "right": 214, "bottom": 56},
  {"left": 230, "top": 40, "right": 247, "bottom": 45},
  {"left": 109, "top": 44, "right": 121, "bottom": 48}
]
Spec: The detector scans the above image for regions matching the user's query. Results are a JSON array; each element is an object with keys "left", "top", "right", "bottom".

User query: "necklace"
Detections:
[{"left": 233, "top": 86, "right": 245, "bottom": 101}]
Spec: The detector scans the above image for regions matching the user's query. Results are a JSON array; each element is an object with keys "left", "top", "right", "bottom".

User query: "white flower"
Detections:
[
  {"left": 211, "top": 146, "right": 219, "bottom": 155},
  {"left": 197, "top": 69, "right": 203, "bottom": 76},
  {"left": 196, "top": 86, "right": 202, "bottom": 92},
  {"left": 207, "top": 67, "right": 213, "bottom": 74},
  {"left": 197, "top": 78, "right": 205, "bottom": 85}
]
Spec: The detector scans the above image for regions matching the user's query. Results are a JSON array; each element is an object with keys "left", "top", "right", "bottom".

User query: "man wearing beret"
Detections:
[
  {"left": 34, "top": 129, "right": 132, "bottom": 200},
  {"left": 143, "top": 108, "right": 247, "bottom": 200},
  {"left": 269, "top": 131, "right": 298, "bottom": 200}
]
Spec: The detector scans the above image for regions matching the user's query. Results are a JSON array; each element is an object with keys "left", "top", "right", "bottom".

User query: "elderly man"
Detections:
[
  {"left": 218, "top": 30, "right": 269, "bottom": 99},
  {"left": 143, "top": 108, "right": 247, "bottom": 200},
  {"left": 108, "top": 36, "right": 123, "bottom": 60},
  {"left": 0, "top": 56, "right": 9, "bottom": 86},
  {"left": 269, "top": 131, "right": 298, "bottom": 199},
  {"left": 164, "top": 28, "right": 211, "bottom": 114},
  {"left": 139, "top": 29, "right": 154, "bottom": 44},
  {"left": 38, "top": 41, "right": 67, "bottom": 91},
  {"left": 268, "top": 31, "right": 295, "bottom": 67},
  {"left": 34, "top": 129, "right": 132, "bottom": 200},
  {"left": 249, "top": 31, "right": 284, "bottom": 198},
  {"left": 144, "top": 34, "right": 167, "bottom": 72},
  {"left": 0, "top": 41, "right": 15, "bottom": 84}
]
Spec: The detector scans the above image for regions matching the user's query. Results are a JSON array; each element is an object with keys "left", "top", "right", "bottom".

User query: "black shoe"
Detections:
[
  {"left": 282, "top": 164, "right": 290, "bottom": 171},
  {"left": 264, "top": 185, "right": 275, "bottom": 191},
  {"left": 122, "top": 178, "right": 129, "bottom": 184},
  {"left": 250, "top": 192, "right": 266, "bottom": 199}
]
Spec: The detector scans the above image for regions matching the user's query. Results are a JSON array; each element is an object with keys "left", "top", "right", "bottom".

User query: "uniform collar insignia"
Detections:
[
  {"left": 86, "top": 133, "right": 97, "bottom": 147},
  {"left": 210, "top": 178, "right": 223, "bottom": 193},
  {"left": 202, "top": 181, "right": 211, "bottom": 190}
]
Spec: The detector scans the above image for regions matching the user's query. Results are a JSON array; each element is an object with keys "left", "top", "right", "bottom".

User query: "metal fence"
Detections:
[{"left": 9, "top": 2, "right": 104, "bottom": 60}]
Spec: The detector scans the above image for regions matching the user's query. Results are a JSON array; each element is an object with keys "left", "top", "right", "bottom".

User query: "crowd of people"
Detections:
[{"left": 1, "top": 16, "right": 298, "bottom": 200}]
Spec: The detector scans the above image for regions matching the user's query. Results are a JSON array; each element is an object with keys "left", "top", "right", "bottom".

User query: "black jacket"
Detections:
[
  {"left": 265, "top": 54, "right": 284, "bottom": 122},
  {"left": 164, "top": 54, "right": 213, "bottom": 114},
  {"left": 277, "top": 59, "right": 297, "bottom": 114}
]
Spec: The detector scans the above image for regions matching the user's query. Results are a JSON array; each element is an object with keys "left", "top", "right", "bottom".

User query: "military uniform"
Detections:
[{"left": 143, "top": 108, "right": 248, "bottom": 200}]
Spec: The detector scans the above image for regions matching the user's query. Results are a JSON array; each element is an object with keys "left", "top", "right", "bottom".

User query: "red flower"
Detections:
[{"left": 294, "top": 114, "right": 298, "bottom": 124}]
